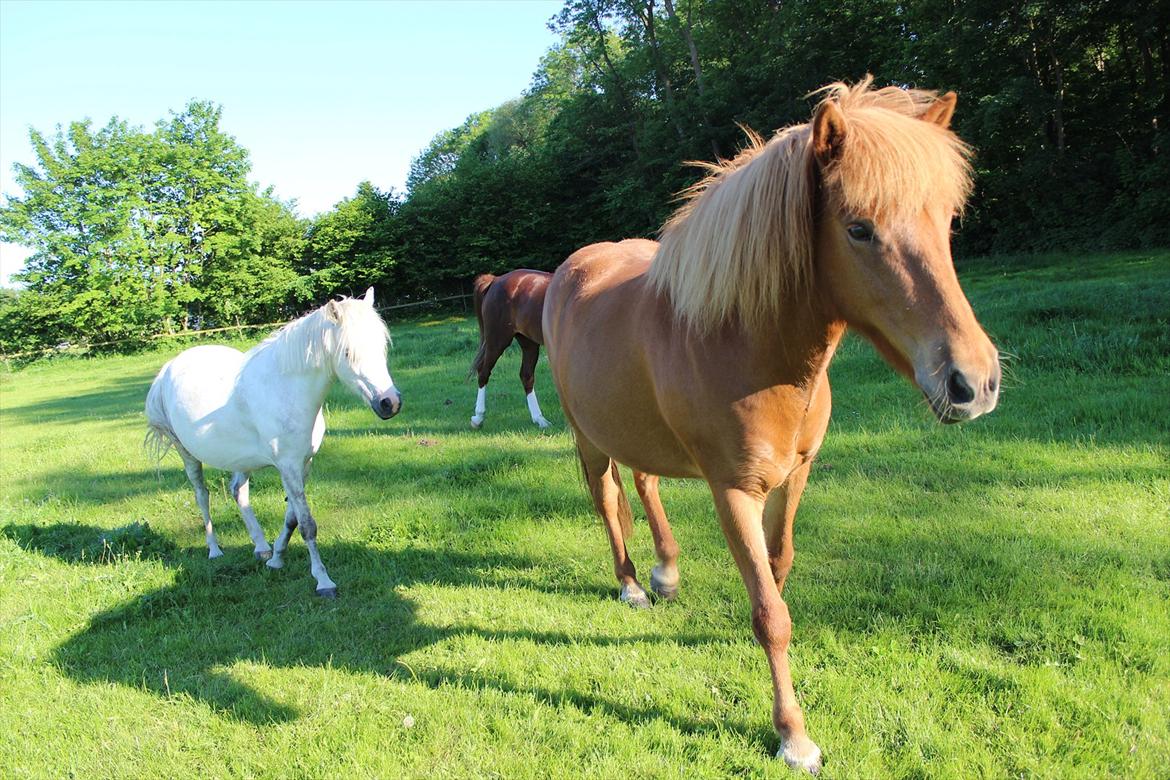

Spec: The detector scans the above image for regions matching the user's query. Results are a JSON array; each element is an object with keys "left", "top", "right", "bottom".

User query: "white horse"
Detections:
[{"left": 145, "top": 288, "right": 401, "bottom": 597}]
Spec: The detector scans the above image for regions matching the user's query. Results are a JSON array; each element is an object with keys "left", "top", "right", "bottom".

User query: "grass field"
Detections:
[{"left": 1, "top": 251, "right": 1168, "bottom": 779}]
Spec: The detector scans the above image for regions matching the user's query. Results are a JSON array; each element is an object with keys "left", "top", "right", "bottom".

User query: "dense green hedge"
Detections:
[{"left": 3, "top": 0, "right": 1167, "bottom": 355}]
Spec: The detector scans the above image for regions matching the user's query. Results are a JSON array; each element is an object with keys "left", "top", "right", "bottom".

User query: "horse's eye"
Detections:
[{"left": 846, "top": 222, "right": 875, "bottom": 242}]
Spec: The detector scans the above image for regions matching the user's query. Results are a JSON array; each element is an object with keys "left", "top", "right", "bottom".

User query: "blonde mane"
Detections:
[
  {"left": 256, "top": 298, "right": 389, "bottom": 374},
  {"left": 649, "top": 76, "right": 974, "bottom": 332}
]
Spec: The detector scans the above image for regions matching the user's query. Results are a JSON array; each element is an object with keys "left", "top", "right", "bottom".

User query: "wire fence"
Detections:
[{"left": 0, "top": 293, "right": 473, "bottom": 362}]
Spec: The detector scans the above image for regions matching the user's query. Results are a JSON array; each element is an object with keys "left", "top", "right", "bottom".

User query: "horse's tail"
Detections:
[
  {"left": 143, "top": 371, "right": 177, "bottom": 462},
  {"left": 468, "top": 273, "right": 496, "bottom": 381}
]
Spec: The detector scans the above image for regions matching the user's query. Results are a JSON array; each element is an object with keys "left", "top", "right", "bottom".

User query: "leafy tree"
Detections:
[
  {"left": 0, "top": 101, "right": 303, "bottom": 351},
  {"left": 295, "top": 182, "right": 401, "bottom": 302}
]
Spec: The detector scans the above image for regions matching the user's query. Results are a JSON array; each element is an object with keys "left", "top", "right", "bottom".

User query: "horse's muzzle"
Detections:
[
  {"left": 373, "top": 390, "right": 402, "bottom": 420},
  {"left": 922, "top": 360, "right": 1000, "bottom": 424}
]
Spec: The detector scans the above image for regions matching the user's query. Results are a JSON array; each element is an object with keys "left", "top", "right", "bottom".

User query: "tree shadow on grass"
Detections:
[{"left": 2, "top": 522, "right": 743, "bottom": 740}]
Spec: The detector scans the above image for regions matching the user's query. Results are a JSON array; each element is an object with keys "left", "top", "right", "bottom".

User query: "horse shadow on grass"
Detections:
[{"left": 1, "top": 521, "right": 758, "bottom": 744}]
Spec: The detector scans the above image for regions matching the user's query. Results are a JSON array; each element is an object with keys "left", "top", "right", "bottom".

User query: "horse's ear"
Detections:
[
  {"left": 811, "top": 100, "right": 847, "bottom": 166},
  {"left": 921, "top": 91, "right": 957, "bottom": 129},
  {"left": 363, "top": 287, "right": 375, "bottom": 306},
  {"left": 324, "top": 300, "right": 341, "bottom": 323}
]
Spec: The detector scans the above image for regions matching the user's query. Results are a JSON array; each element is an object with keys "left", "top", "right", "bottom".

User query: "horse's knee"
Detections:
[
  {"left": 751, "top": 601, "right": 792, "bottom": 652},
  {"left": 633, "top": 472, "right": 657, "bottom": 496},
  {"left": 298, "top": 517, "right": 318, "bottom": 541}
]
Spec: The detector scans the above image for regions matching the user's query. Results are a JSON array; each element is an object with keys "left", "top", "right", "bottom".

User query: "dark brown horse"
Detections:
[
  {"left": 469, "top": 269, "right": 553, "bottom": 429},
  {"left": 543, "top": 79, "right": 1000, "bottom": 772}
]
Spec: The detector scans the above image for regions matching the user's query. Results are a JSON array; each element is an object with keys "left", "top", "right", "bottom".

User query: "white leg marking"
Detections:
[
  {"left": 779, "top": 735, "right": 822, "bottom": 774},
  {"left": 619, "top": 582, "right": 651, "bottom": 609},
  {"left": 470, "top": 386, "right": 487, "bottom": 428},
  {"left": 650, "top": 563, "right": 680, "bottom": 599},
  {"left": 526, "top": 390, "right": 550, "bottom": 429}
]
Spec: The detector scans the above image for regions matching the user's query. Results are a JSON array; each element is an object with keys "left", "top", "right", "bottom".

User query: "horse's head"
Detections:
[
  {"left": 324, "top": 288, "right": 402, "bottom": 420},
  {"left": 811, "top": 84, "right": 999, "bottom": 423}
]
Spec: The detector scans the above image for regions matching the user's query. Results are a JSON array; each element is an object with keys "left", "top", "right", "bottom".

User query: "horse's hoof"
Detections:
[
  {"left": 650, "top": 566, "right": 679, "bottom": 600},
  {"left": 208, "top": 548, "right": 224, "bottom": 559},
  {"left": 470, "top": 417, "right": 483, "bottom": 429},
  {"left": 534, "top": 418, "right": 551, "bottom": 429},
  {"left": 265, "top": 556, "right": 283, "bottom": 570},
  {"left": 315, "top": 586, "right": 338, "bottom": 599},
  {"left": 619, "top": 584, "right": 651, "bottom": 609},
  {"left": 778, "top": 735, "right": 822, "bottom": 775},
  {"left": 254, "top": 549, "right": 273, "bottom": 561}
]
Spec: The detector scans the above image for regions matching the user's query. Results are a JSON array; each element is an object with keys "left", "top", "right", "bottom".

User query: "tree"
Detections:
[
  {"left": 296, "top": 182, "right": 401, "bottom": 302},
  {"left": 0, "top": 101, "right": 304, "bottom": 351}
]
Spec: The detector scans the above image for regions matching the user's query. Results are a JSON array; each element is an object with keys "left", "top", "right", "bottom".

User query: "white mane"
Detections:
[{"left": 256, "top": 298, "right": 389, "bottom": 374}]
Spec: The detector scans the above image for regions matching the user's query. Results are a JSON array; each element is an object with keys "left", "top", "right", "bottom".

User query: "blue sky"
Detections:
[{"left": 0, "top": 0, "right": 563, "bottom": 284}]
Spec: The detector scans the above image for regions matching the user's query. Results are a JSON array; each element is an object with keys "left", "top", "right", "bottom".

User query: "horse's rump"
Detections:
[{"left": 545, "top": 240, "right": 703, "bottom": 479}]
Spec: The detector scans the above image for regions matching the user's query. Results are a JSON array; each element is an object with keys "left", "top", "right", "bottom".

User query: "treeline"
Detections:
[{"left": 2, "top": 0, "right": 1167, "bottom": 355}]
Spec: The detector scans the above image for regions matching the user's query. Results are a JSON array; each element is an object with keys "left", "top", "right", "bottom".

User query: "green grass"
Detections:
[{"left": 1, "top": 251, "right": 1168, "bottom": 779}]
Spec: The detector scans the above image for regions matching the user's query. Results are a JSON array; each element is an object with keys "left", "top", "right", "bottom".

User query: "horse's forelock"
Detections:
[
  {"left": 266, "top": 298, "right": 387, "bottom": 374},
  {"left": 333, "top": 299, "right": 390, "bottom": 365},
  {"left": 648, "top": 77, "right": 972, "bottom": 333},
  {"left": 821, "top": 77, "right": 973, "bottom": 224}
]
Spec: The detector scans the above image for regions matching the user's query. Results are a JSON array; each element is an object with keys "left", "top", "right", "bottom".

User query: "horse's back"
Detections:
[
  {"left": 155, "top": 344, "right": 246, "bottom": 415},
  {"left": 490, "top": 269, "right": 552, "bottom": 344}
]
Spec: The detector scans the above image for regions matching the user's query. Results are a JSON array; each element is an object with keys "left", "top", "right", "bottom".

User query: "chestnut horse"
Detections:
[
  {"left": 469, "top": 270, "right": 554, "bottom": 429},
  {"left": 543, "top": 79, "right": 1000, "bottom": 772}
]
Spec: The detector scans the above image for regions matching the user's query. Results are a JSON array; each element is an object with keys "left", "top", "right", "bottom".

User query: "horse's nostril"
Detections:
[
  {"left": 380, "top": 397, "right": 394, "bottom": 413},
  {"left": 988, "top": 376, "right": 999, "bottom": 394},
  {"left": 946, "top": 370, "right": 976, "bottom": 405}
]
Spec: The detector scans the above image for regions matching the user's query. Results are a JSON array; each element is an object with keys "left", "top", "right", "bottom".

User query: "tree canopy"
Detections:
[{"left": 2, "top": 0, "right": 1167, "bottom": 356}]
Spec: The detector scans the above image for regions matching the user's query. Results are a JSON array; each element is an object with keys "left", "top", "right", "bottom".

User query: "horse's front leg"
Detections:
[
  {"left": 277, "top": 463, "right": 337, "bottom": 598},
  {"left": 633, "top": 472, "right": 680, "bottom": 600},
  {"left": 712, "top": 486, "right": 820, "bottom": 774}
]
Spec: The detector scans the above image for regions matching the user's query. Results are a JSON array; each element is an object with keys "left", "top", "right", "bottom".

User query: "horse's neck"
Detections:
[
  {"left": 741, "top": 295, "right": 845, "bottom": 390},
  {"left": 248, "top": 339, "right": 336, "bottom": 414}
]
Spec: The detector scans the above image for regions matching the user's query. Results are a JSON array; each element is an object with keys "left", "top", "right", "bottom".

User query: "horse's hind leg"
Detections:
[
  {"left": 265, "top": 503, "right": 297, "bottom": 570},
  {"left": 517, "top": 335, "right": 550, "bottom": 428},
  {"left": 230, "top": 472, "right": 273, "bottom": 560},
  {"left": 575, "top": 435, "right": 649, "bottom": 608},
  {"left": 763, "top": 461, "right": 811, "bottom": 595},
  {"left": 178, "top": 449, "right": 222, "bottom": 558},
  {"left": 633, "top": 472, "right": 680, "bottom": 600},
  {"left": 277, "top": 463, "right": 337, "bottom": 597},
  {"left": 471, "top": 335, "right": 510, "bottom": 429}
]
